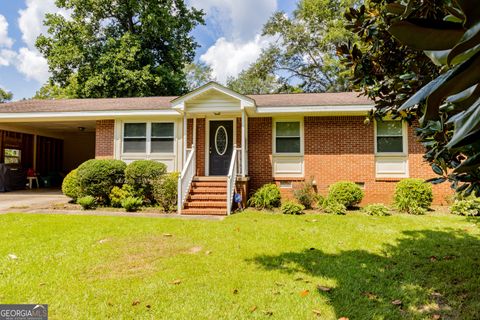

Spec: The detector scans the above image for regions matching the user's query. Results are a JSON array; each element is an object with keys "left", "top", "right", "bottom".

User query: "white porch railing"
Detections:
[
  {"left": 226, "top": 146, "right": 242, "bottom": 215},
  {"left": 177, "top": 145, "right": 196, "bottom": 214}
]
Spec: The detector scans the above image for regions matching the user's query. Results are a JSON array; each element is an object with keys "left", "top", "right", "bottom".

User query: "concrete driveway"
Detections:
[{"left": 0, "top": 189, "right": 68, "bottom": 212}]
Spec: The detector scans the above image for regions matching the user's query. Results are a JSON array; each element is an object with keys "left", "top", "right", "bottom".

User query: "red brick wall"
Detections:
[
  {"left": 195, "top": 118, "right": 206, "bottom": 176},
  {"left": 246, "top": 116, "right": 452, "bottom": 205},
  {"left": 95, "top": 120, "right": 115, "bottom": 159},
  {"left": 248, "top": 117, "right": 273, "bottom": 190}
]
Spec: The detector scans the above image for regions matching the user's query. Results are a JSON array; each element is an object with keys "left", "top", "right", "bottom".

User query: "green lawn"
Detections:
[{"left": 1, "top": 211, "right": 479, "bottom": 319}]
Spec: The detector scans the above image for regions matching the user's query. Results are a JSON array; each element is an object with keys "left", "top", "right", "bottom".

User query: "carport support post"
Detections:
[
  {"left": 33, "top": 135, "right": 37, "bottom": 171},
  {"left": 183, "top": 113, "right": 187, "bottom": 165}
]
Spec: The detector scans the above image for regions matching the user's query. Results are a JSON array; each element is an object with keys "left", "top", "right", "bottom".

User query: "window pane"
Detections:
[
  {"left": 377, "top": 120, "right": 402, "bottom": 136},
  {"left": 276, "top": 137, "right": 300, "bottom": 153},
  {"left": 124, "top": 123, "right": 146, "bottom": 137},
  {"left": 377, "top": 137, "right": 403, "bottom": 153},
  {"left": 151, "top": 138, "right": 174, "bottom": 153},
  {"left": 152, "top": 123, "right": 174, "bottom": 137},
  {"left": 124, "top": 139, "right": 146, "bottom": 153},
  {"left": 276, "top": 122, "right": 300, "bottom": 137}
]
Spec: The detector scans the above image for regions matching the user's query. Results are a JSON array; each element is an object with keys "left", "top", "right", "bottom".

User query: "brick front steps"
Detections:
[{"left": 181, "top": 177, "right": 228, "bottom": 216}]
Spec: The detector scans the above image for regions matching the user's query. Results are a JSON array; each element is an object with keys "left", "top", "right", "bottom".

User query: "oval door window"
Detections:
[{"left": 215, "top": 126, "right": 228, "bottom": 155}]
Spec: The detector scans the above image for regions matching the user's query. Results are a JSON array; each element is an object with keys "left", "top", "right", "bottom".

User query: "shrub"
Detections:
[
  {"left": 327, "top": 181, "right": 364, "bottom": 208},
  {"left": 322, "top": 200, "right": 347, "bottom": 215},
  {"left": 314, "top": 194, "right": 325, "bottom": 209},
  {"left": 281, "top": 201, "right": 305, "bottom": 215},
  {"left": 248, "top": 183, "right": 281, "bottom": 210},
  {"left": 77, "top": 196, "right": 96, "bottom": 210},
  {"left": 152, "top": 172, "right": 179, "bottom": 213},
  {"left": 124, "top": 160, "right": 167, "bottom": 202},
  {"left": 293, "top": 180, "right": 317, "bottom": 209},
  {"left": 451, "top": 197, "right": 480, "bottom": 216},
  {"left": 62, "top": 169, "right": 80, "bottom": 201},
  {"left": 109, "top": 185, "right": 135, "bottom": 208},
  {"left": 362, "top": 203, "right": 390, "bottom": 216},
  {"left": 121, "top": 196, "right": 143, "bottom": 212},
  {"left": 77, "top": 159, "right": 126, "bottom": 205},
  {"left": 394, "top": 178, "right": 433, "bottom": 213}
]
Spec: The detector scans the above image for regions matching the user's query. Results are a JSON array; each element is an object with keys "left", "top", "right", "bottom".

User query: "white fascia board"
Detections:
[
  {"left": 0, "top": 109, "right": 181, "bottom": 122},
  {"left": 256, "top": 104, "right": 374, "bottom": 115}
]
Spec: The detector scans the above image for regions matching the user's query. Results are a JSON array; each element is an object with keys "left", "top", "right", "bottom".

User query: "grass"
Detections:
[{"left": 0, "top": 211, "right": 479, "bottom": 319}]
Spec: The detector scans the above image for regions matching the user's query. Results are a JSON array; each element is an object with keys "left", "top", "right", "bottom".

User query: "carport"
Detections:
[{"left": 0, "top": 120, "right": 96, "bottom": 189}]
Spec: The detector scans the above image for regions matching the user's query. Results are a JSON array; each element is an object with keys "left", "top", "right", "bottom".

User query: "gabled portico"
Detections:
[{"left": 173, "top": 82, "right": 254, "bottom": 215}]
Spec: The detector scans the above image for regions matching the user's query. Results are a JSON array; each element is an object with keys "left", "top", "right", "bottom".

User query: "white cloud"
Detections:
[
  {"left": 190, "top": 0, "right": 277, "bottom": 41},
  {"left": 18, "top": 0, "right": 66, "bottom": 49},
  {"left": 0, "top": 49, "right": 17, "bottom": 66},
  {"left": 0, "top": 15, "right": 14, "bottom": 48},
  {"left": 11, "top": 0, "right": 67, "bottom": 83},
  {"left": 15, "top": 48, "right": 50, "bottom": 83},
  {"left": 200, "top": 35, "right": 272, "bottom": 84},
  {"left": 191, "top": 0, "right": 278, "bottom": 83}
]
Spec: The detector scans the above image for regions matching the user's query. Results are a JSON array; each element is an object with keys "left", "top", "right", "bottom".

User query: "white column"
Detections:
[
  {"left": 241, "top": 110, "right": 246, "bottom": 177},
  {"left": 183, "top": 113, "right": 187, "bottom": 165}
]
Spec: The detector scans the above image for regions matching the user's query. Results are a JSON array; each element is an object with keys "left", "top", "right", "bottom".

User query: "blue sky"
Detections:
[{"left": 0, "top": 0, "right": 296, "bottom": 100}]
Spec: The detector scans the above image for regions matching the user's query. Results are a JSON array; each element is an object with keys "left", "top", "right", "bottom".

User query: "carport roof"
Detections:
[{"left": 0, "top": 92, "right": 372, "bottom": 114}]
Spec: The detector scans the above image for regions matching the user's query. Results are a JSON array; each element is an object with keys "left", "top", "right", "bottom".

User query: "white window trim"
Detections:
[
  {"left": 374, "top": 119, "right": 408, "bottom": 157},
  {"left": 122, "top": 121, "right": 176, "bottom": 157},
  {"left": 273, "top": 118, "right": 304, "bottom": 156}
]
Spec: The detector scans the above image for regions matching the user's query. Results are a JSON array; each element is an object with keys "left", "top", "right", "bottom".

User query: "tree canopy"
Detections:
[
  {"left": 340, "top": 0, "right": 480, "bottom": 195},
  {"left": 36, "top": 0, "right": 204, "bottom": 98},
  {"left": 0, "top": 88, "right": 13, "bottom": 103},
  {"left": 228, "top": 0, "right": 360, "bottom": 95},
  {"left": 184, "top": 62, "right": 215, "bottom": 91}
]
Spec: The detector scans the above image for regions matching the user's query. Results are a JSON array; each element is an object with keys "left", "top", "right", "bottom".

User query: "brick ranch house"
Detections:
[{"left": 0, "top": 82, "right": 451, "bottom": 214}]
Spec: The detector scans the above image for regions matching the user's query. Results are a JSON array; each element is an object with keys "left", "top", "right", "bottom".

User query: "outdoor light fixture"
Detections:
[
  {"left": 213, "top": 112, "right": 221, "bottom": 116},
  {"left": 78, "top": 127, "right": 86, "bottom": 132}
]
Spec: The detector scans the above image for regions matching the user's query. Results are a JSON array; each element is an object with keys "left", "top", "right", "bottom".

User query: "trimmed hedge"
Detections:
[
  {"left": 125, "top": 160, "right": 167, "bottom": 202},
  {"left": 327, "top": 181, "right": 364, "bottom": 208},
  {"left": 394, "top": 178, "right": 432, "bottom": 214},
  {"left": 62, "top": 169, "right": 80, "bottom": 201},
  {"left": 77, "top": 159, "right": 126, "bottom": 204}
]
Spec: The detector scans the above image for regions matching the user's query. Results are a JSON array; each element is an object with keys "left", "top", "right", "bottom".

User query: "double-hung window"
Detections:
[
  {"left": 123, "top": 122, "right": 175, "bottom": 154},
  {"left": 376, "top": 120, "right": 404, "bottom": 154},
  {"left": 275, "top": 121, "right": 301, "bottom": 154},
  {"left": 151, "top": 123, "right": 174, "bottom": 153},
  {"left": 123, "top": 123, "right": 147, "bottom": 153}
]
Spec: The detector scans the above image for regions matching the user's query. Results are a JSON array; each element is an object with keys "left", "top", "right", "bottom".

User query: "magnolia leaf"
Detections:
[
  {"left": 388, "top": 19, "right": 464, "bottom": 50},
  {"left": 432, "top": 164, "right": 444, "bottom": 175},
  {"left": 444, "top": 14, "right": 463, "bottom": 24},
  {"left": 423, "top": 52, "right": 480, "bottom": 122},
  {"left": 426, "top": 177, "right": 447, "bottom": 184},
  {"left": 448, "top": 22, "right": 480, "bottom": 65},
  {"left": 425, "top": 50, "right": 451, "bottom": 66},
  {"left": 454, "top": 153, "right": 480, "bottom": 173},
  {"left": 446, "top": 84, "right": 478, "bottom": 103},
  {"left": 447, "top": 98, "right": 480, "bottom": 149},
  {"left": 385, "top": 3, "right": 406, "bottom": 15},
  {"left": 398, "top": 68, "right": 455, "bottom": 112},
  {"left": 455, "top": 0, "right": 480, "bottom": 28}
]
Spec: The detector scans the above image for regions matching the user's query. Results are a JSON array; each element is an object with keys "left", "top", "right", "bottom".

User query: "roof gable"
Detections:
[{"left": 171, "top": 82, "right": 255, "bottom": 111}]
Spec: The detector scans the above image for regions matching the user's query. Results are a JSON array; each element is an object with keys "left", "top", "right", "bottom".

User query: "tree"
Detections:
[
  {"left": 340, "top": 0, "right": 480, "bottom": 195},
  {"left": 227, "top": 49, "right": 301, "bottom": 94},
  {"left": 247, "top": 0, "right": 360, "bottom": 93},
  {"left": 36, "top": 0, "right": 204, "bottom": 98},
  {"left": 184, "top": 62, "right": 215, "bottom": 91},
  {"left": 0, "top": 88, "right": 13, "bottom": 103}
]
